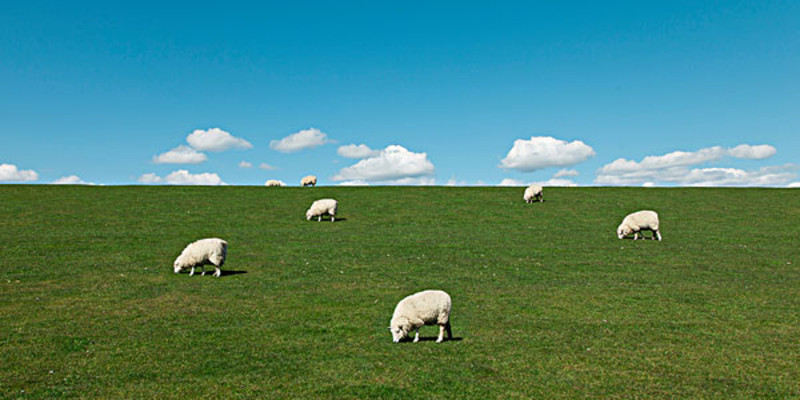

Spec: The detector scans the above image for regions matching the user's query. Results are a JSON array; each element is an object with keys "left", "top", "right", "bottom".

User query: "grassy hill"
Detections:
[{"left": 1, "top": 185, "right": 798, "bottom": 399}]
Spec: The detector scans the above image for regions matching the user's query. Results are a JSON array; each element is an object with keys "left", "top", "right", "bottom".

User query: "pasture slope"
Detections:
[{"left": 1, "top": 185, "right": 798, "bottom": 399}]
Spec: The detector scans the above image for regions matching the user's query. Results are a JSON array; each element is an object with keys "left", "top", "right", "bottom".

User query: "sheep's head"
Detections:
[
  {"left": 305, "top": 210, "right": 313, "bottom": 220},
  {"left": 389, "top": 319, "right": 411, "bottom": 343},
  {"left": 173, "top": 259, "right": 183, "bottom": 273},
  {"left": 617, "top": 225, "right": 630, "bottom": 239}
]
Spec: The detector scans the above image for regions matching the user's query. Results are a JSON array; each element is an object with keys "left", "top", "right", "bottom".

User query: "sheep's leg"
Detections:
[
  {"left": 413, "top": 328, "right": 420, "bottom": 343},
  {"left": 633, "top": 232, "right": 639, "bottom": 240},
  {"left": 655, "top": 230, "right": 662, "bottom": 241},
  {"left": 214, "top": 266, "right": 221, "bottom": 277},
  {"left": 437, "top": 325, "right": 445, "bottom": 343},
  {"left": 445, "top": 321, "right": 453, "bottom": 340},
  {"left": 200, "top": 265, "right": 206, "bottom": 276},
  {"left": 189, "top": 267, "right": 195, "bottom": 276},
  {"left": 331, "top": 215, "right": 335, "bottom": 222},
  {"left": 318, "top": 216, "right": 322, "bottom": 222}
]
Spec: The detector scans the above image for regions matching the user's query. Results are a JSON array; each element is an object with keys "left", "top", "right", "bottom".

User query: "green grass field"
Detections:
[{"left": 2, "top": 185, "right": 798, "bottom": 399}]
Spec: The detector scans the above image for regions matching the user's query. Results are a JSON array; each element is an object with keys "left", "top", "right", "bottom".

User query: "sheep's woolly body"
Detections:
[
  {"left": 523, "top": 185, "right": 543, "bottom": 203},
  {"left": 306, "top": 198, "right": 338, "bottom": 222},
  {"left": 390, "top": 290, "right": 452, "bottom": 343},
  {"left": 617, "top": 210, "right": 661, "bottom": 241},
  {"left": 301, "top": 175, "right": 317, "bottom": 187},
  {"left": 265, "top": 180, "right": 285, "bottom": 187},
  {"left": 173, "top": 238, "right": 228, "bottom": 277}
]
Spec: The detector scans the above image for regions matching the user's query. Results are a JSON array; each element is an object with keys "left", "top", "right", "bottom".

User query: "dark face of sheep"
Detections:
[{"left": 617, "top": 225, "right": 629, "bottom": 239}]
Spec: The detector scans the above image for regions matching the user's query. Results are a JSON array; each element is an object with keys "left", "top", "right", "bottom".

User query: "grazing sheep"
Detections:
[
  {"left": 306, "top": 198, "right": 338, "bottom": 222},
  {"left": 617, "top": 210, "right": 661, "bottom": 241},
  {"left": 523, "top": 184, "right": 543, "bottom": 203},
  {"left": 301, "top": 175, "right": 317, "bottom": 187},
  {"left": 173, "top": 238, "right": 228, "bottom": 277},
  {"left": 389, "top": 290, "right": 452, "bottom": 343},
  {"left": 265, "top": 179, "right": 285, "bottom": 187}
]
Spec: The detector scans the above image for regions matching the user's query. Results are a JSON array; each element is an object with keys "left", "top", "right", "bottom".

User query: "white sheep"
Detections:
[
  {"left": 301, "top": 175, "right": 317, "bottom": 187},
  {"left": 306, "top": 198, "right": 338, "bottom": 222},
  {"left": 173, "top": 238, "right": 228, "bottom": 277},
  {"left": 617, "top": 210, "right": 661, "bottom": 241},
  {"left": 523, "top": 184, "right": 543, "bottom": 203},
  {"left": 389, "top": 290, "right": 453, "bottom": 343},
  {"left": 265, "top": 179, "right": 285, "bottom": 187}
]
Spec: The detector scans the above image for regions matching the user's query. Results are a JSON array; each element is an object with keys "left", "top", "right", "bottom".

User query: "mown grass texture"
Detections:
[{"left": 1, "top": 186, "right": 798, "bottom": 399}]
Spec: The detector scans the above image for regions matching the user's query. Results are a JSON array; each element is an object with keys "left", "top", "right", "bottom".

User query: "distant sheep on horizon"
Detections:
[
  {"left": 173, "top": 238, "right": 228, "bottom": 277},
  {"left": 301, "top": 175, "right": 317, "bottom": 187},
  {"left": 265, "top": 179, "right": 285, "bottom": 187}
]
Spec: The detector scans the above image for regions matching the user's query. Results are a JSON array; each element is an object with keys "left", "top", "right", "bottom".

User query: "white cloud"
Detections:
[
  {"left": 500, "top": 136, "right": 595, "bottom": 172},
  {"left": 788, "top": 182, "right": 800, "bottom": 188},
  {"left": 498, "top": 178, "right": 577, "bottom": 187},
  {"left": 728, "top": 144, "right": 776, "bottom": 160},
  {"left": 332, "top": 145, "right": 435, "bottom": 183},
  {"left": 138, "top": 173, "right": 162, "bottom": 184},
  {"left": 138, "top": 170, "right": 226, "bottom": 185},
  {"left": 52, "top": 175, "right": 94, "bottom": 185},
  {"left": 259, "top": 163, "right": 277, "bottom": 170},
  {"left": 153, "top": 145, "right": 208, "bottom": 164},
  {"left": 337, "top": 180, "right": 370, "bottom": 186},
  {"left": 0, "top": 163, "right": 38, "bottom": 182},
  {"left": 337, "top": 144, "right": 381, "bottom": 159},
  {"left": 680, "top": 165, "right": 796, "bottom": 187},
  {"left": 239, "top": 161, "right": 252, "bottom": 168},
  {"left": 596, "top": 143, "right": 787, "bottom": 186},
  {"left": 498, "top": 178, "right": 527, "bottom": 187},
  {"left": 270, "top": 128, "right": 329, "bottom": 153},
  {"left": 554, "top": 169, "right": 579, "bottom": 178},
  {"left": 186, "top": 128, "right": 252, "bottom": 152}
]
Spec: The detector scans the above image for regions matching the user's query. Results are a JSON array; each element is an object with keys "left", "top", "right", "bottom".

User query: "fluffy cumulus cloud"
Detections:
[
  {"left": 498, "top": 178, "right": 577, "bottom": 187},
  {"left": 0, "top": 163, "right": 38, "bottom": 182},
  {"left": 554, "top": 169, "right": 579, "bottom": 178},
  {"left": 595, "top": 144, "right": 793, "bottom": 186},
  {"left": 153, "top": 145, "right": 208, "bottom": 164},
  {"left": 332, "top": 145, "right": 434, "bottom": 183},
  {"left": 727, "top": 144, "right": 777, "bottom": 160},
  {"left": 270, "top": 128, "right": 330, "bottom": 153},
  {"left": 52, "top": 175, "right": 94, "bottom": 185},
  {"left": 138, "top": 170, "right": 226, "bottom": 185},
  {"left": 186, "top": 128, "right": 252, "bottom": 152},
  {"left": 337, "top": 180, "right": 370, "bottom": 186},
  {"left": 500, "top": 136, "right": 595, "bottom": 172},
  {"left": 337, "top": 144, "right": 381, "bottom": 159}
]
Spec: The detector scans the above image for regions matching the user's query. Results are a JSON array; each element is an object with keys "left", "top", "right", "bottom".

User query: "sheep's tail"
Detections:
[{"left": 445, "top": 321, "right": 453, "bottom": 340}]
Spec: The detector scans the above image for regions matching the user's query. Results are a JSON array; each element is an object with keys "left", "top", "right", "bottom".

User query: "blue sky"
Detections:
[{"left": 1, "top": 1, "right": 798, "bottom": 186}]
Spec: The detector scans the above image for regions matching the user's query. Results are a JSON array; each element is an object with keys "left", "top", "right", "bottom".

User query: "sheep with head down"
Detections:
[
  {"left": 173, "top": 238, "right": 228, "bottom": 277},
  {"left": 617, "top": 210, "right": 661, "bottom": 241},
  {"left": 306, "top": 198, "right": 338, "bottom": 222},
  {"left": 389, "top": 290, "right": 453, "bottom": 343},
  {"left": 523, "top": 184, "right": 543, "bottom": 203}
]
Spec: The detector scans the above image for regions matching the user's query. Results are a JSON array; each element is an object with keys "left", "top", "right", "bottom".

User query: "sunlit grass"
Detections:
[{"left": 1, "top": 185, "right": 798, "bottom": 398}]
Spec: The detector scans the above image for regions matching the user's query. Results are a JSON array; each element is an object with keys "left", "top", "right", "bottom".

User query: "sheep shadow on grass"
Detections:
[
  {"left": 395, "top": 337, "right": 464, "bottom": 343},
  {"left": 174, "top": 270, "right": 247, "bottom": 277},
  {"left": 219, "top": 270, "right": 247, "bottom": 277}
]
